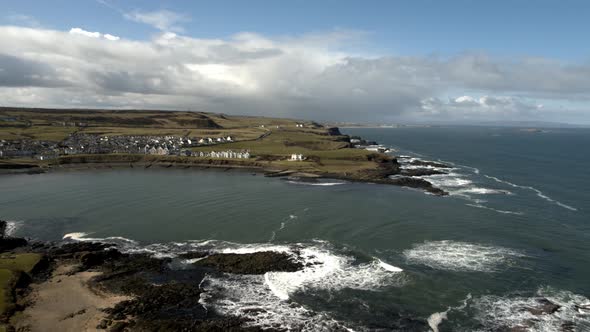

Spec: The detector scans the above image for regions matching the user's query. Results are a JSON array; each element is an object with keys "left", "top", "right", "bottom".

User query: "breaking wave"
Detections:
[
  {"left": 63, "top": 235, "right": 404, "bottom": 331},
  {"left": 403, "top": 240, "right": 526, "bottom": 272},
  {"left": 200, "top": 242, "right": 405, "bottom": 331},
  {"left": 427, "top": 294, "right": 472, "bottom": 332},
  {"left": 465, "top": 204, "right": 524, "bottom": 215},
  {"left": 484, "top": 175, "right": 578, "bottom": 211},
  {"left": 62, "top": 232, "right": 138, "bottom": 249},
  {"left": 4, "top": 220, "right": 23, "bottom": 237},
  {"left": 287, "top": 181, "right": 346, "bottom": 186}
]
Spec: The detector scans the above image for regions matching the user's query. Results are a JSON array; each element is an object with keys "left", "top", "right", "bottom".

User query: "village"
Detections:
[
  {"left": 0, "top": 129, "right": 388, "bottom": 162},
  {"left": 0, "top": 133, "right": 254, "bottom": 160}
]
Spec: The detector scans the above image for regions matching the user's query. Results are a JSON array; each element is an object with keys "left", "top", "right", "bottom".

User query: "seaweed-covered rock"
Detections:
[
  {"left": 49, "top": 242, "right": 110, "bottom": 258},
  {"left": 0, "top": 237, "right": 28, "bottom": 252},
  {"left": 77, "top": 249, "right": 122, "bottom": 270},
  {"left": 194, "top": 251, "right": 303, "bottom": 274}
]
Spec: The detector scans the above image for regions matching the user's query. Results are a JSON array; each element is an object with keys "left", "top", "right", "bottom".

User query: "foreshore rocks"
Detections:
[
  {"left": 399, "top": 168, "right": 447, "bottom": 177},
  {"left": 194, "top": 251, "right": 303, "bottom": 274},
  {"left": 1, "top": 238, "right": 308, "bottom": 331},
  {"left": 504, "top": 298, "right": 567, "bottom": 332},
  {"left": 407, "top": 160, "right": 452, "bottom": 168},
  {"left": 0, "top": 220, "right": 28, "bottom": 251}
]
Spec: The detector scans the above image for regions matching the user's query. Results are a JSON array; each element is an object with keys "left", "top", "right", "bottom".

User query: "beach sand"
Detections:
[{"left": 14, "top": 263, "right": 130, "bottom": 332}]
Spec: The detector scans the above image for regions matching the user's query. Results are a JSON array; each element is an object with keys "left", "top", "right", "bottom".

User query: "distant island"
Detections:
[{"left": 0, "top": 107, "right": 447, "bottom": 195}]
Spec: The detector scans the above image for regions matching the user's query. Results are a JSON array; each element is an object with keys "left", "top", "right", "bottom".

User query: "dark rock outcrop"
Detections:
[
  {"left": 194, "top": 251, "right": 303, "bottom": 274},
  {"left": 327, "top": 127, "right": 342, "bottom": 136},
  {"left": 0, "top": 220, "right": 28, "bottom": 251},
  {"left": 408, "top": 160, "right": 452, "bottom": 168},
  {"left": 525, "top": 298, "right": 561, "bottom": 315},
  {"left": 400, "top": 169, "right": 447, "bottom": 176},
  {"left": 389, "top": 177, "right": 448, "bottom": 196}
]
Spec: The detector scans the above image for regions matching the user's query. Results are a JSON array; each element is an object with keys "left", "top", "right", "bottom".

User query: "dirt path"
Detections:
[{"left": 14, "top": 263, "right": 130, "bottom": 332}]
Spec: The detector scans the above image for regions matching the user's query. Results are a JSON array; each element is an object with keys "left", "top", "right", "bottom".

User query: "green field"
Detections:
[
  {"left": 0, "top": 253, "right": 43, "bottom": 318},
  {"left": 0, "top": 107, "right": 389, "bottom": 177}
]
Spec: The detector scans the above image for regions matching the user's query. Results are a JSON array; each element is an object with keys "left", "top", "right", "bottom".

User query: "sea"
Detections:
[{"left": 1, "top": 126, "right": 589, "bottom": 331}]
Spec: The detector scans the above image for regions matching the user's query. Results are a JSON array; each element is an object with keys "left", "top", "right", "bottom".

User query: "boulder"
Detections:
[
  {"left": 194, "top": 251, "right": 303, "bottom": 274},
  {"left": 0, "top": 237, "right": 28, "bottom": 252},
  {"left": 408, "top": 160, "right": 452, "bottom": 168},
  {"left": 525, "top": 298, "right": 561, "bottom": 315}
]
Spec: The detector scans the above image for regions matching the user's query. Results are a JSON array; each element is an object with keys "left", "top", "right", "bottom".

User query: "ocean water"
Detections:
[{"left": 1, "top": 126, "right": 589, "bottom": 331}]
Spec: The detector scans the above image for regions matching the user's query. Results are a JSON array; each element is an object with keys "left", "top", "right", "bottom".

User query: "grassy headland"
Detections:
[{"left": 0, "top": 107, "right": 445, "bottom": 195}]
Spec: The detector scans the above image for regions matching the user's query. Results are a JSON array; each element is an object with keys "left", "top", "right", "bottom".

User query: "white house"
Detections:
[{"left": 290, "top": 154, "right": 304, "bottom": 161}]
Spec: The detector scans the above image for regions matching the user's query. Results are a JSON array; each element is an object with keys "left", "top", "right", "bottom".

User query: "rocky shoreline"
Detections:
[
  {"left": 0, "top": 221, "right": 308, "bottom": 331},
  {"left": 1, "top": 221, "right": 585, "bottom": 331},
  {"left": 0, "top": 153, "right": 449, "bottom": 196}
]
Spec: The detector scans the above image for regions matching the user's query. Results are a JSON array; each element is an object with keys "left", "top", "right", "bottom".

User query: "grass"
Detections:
[
  {"left": 0, "top": 254, "right": 43, "bottom": 274},
  {"left": 1, "top": 107, "right": 390, "bottom": 178},
  {"left": 0, "top": 269, "right": 15, "bottom": 316},
  {"left": 0, "top": 126, "right": 78, "bottom": 141},
  {"left": 0, "top": 253, "right": 43, "bottom": 317}
]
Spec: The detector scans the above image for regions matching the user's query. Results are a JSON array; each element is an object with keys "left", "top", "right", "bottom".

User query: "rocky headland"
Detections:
[
  {"left": 1, "top": 220, "right": 583, "bottom": 331},
  {"left": 0, "top": 221, "right": 308, "bottom": 331}
]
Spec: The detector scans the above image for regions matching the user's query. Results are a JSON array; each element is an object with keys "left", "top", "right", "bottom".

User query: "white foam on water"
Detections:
[
  {"left": 63, "top": 232, "right": 92, "bottom": 241},
  {"left": 54, "top": 235, "right": 398, "bottom": 331},
  {"left": 466, "top": 204, "right": 524, "bottom": 216},
  {"left": 400, "top": 164, "right": 453, "bottom": 172},
  {"left": 201, "top": 273, "right": 358, "bottom": 331},
  {"left": 484, "top": 175, "right": 578, "bottom": 211},
  {"left": 287, "top": 181, "right": 346, "bottom": 186},
  {"left": 62, "top": 232, "right": 138, "bottom": 247},
  {"left": 403, "top": 241, "right": 526, "bottom": 272},
  {"left": 197, "top": 241, "right": 404, "bottom": 331},
  {"left": 376, "top": 259, "right": 403, "bottom": 272},
  {"left": 4, "top": 220, "right": 23, "bottom": 237},
  {"left": 427, "top": 310, "right": 448, "bottom": 332},
  {"left": 456, "top": 187, "right": 512, "bottom": 195},
  {"left": 424, "top": 174, "right": 473, "bottom": 188},
  {"left": 269, "top": 214, "right": 300, "bottom": 242},
  {"left": 263, "top": 246, "right": 406, "bottom": 299},
  {"left": 470, "top": 287, "right": 590, "bottom": 332},
  {"left": 427, "top": 294, "right": 472, "bottom": 332}
]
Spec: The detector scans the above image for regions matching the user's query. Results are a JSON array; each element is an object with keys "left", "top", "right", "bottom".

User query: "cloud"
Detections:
[
  {"left": 69, "top": 27, "right": 120, "bottom": 40},
  {"left": 0, "top": 25, "right": 588, "bottom": 123},
  {"left": 0, "top": 54, "right": 71, "bottom": 88},
  {"left": 124, "top": 10, "right": 189, "bottom": 32},
  {"left": 421, "top": 95, "right": 544, "bottom": 121}
]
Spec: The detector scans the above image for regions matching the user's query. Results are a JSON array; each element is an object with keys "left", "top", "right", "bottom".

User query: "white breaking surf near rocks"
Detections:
[{"left": 403, "top": 240, "right": 526, "bottom": 272}]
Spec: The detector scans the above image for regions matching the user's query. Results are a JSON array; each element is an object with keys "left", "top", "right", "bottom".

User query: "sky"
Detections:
[{"left": 1, "top": 0, "right": 589, "bottom": 124}]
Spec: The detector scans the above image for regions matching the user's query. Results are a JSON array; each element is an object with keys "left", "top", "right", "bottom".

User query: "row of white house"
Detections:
[
  {"left": 290, "top": 154, "right": 305, "bottom": 161},
  {"left": 198, "top": 136, "right": 233, "bottom": 144},
  {"left": 194, "top": 150, "right": 251, "bottom": 159}
]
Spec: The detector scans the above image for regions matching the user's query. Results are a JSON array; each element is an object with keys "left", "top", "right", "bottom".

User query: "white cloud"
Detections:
[
  {"left": 69, "top": 27, "right": 120, "bottom": 41},
  {"left": 124, "top": 10, "right": 189, "bottom": 32},
  {"left": 421, "top": 95, "right": 545, "bottom": 121},
  {"left": 104, "top": 34, "right": 120, "bottom": 41},
  {"left": 69, "top": 27, "right": 100, "bottom": 38},
  {"left": 0, "top": 25, "right": 588, "bottom": 123}
]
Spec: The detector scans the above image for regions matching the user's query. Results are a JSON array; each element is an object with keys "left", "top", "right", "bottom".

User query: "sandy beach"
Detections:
[{"left": 14, "top": 263, "right": 130, "bottom": 332}]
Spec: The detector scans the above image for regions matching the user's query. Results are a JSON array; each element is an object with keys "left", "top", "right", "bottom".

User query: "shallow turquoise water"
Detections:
[{"left": 1, "top": 127, "right": 588, "bottom": 331}]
